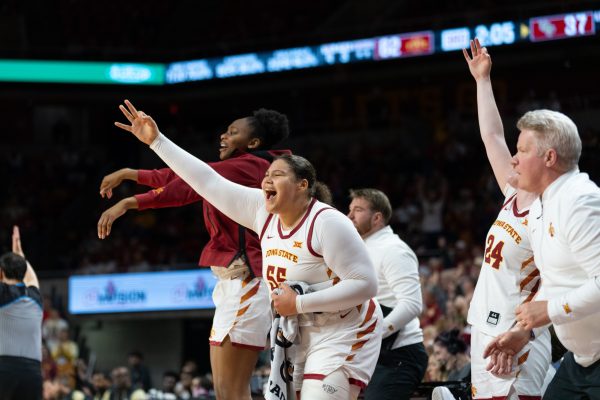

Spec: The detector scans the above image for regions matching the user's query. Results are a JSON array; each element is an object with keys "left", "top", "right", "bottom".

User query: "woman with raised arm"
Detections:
[
  {"left": 114, "top": 100, "right": 381, "bottom": 400},
  {"left": 98, "top": 108, "right": 291, "bottom": 400},
  {"left": 463, "top": 39, "right": 551, "bottom": 399}
]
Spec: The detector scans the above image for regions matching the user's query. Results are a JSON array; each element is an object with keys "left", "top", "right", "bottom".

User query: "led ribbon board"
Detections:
[
  {"left": 1, "top": 9, "right": 597, "bottom": 85},
  {"left": 0, "top": 60, "right": 164, "bottom": 85}
]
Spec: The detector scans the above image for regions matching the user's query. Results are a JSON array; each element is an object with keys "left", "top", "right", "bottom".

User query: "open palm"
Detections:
[
  {"left": 114, "top": 99, "right": 159, "bottom": 145},
  {"left": 463, "top": 38, "right": 491, "bottom": 80}
]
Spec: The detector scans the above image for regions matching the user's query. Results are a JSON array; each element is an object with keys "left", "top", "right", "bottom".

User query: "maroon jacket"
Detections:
[{"left": 135, "top": 149, "right": 291, "bottom": 277}]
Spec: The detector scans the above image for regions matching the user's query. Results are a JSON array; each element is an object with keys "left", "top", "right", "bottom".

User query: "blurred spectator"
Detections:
[
  {"left": 42, "top": 341, "right": 58, "bottom": 381},
  {"left": 174, "top": 367, "right": 193, "bottom": 400},
  {"left": 42, "top": 379, "right": 86, "bottom": 400},
  {"left": 429, "top": 329, "right": 470, "bottom": 382},
  {"left": 91, "top": 371, "right": 111, "bottom": 400},
  {"left": 128, "top": 351, "right": 152, "bottom": 391},
  {"left": 43, "top": 309, "right": 69, "bottom": 348},
  {"left": 147, "top": 371, "right": 180, "bottom": 400},
  {"left": 107, "top": 366, "right": 146, "bottom": 400},
  {"left": 50, "top": 328, "right": 79, "bottom": 390}
]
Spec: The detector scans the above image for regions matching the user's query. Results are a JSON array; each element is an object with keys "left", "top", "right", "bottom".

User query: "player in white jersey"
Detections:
[
  {"left": 464, "top": 39, "right": 550, "bottom": 399},
  {"left": 115, "top": 100, "right": 382, "bottom": 400}
]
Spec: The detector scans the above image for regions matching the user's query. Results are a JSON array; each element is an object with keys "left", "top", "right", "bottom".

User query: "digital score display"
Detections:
[
  {"left": 166, "top": 32, "right": 434, "bottom": 84},
  {"left": 530, "top": 12, "right": 595, "bottom": 42},
  {"left": 440, "top": 22, "right": 517, "bottom": 52},
  {"left": 0, "top": 9, "right": 597, "bottom": 85}
]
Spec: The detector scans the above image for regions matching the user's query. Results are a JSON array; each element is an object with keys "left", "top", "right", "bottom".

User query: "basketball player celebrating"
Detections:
[
  {"left": 114, "top": 100, "right": 382, "bottom": 400},
  {"left": 463, "top": 39, "right": 551, "bottom": 399},
  {"left": 98, "top": 108, "right": 291, "bottom": 400}
]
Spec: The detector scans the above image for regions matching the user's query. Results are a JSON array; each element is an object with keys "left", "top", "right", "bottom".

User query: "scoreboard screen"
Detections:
[
  {"left": 1, "top": 8, "right": 599, "bottom": 85},
  {"left": 530, "top": 12, "right": 595, "bottom": 42}
]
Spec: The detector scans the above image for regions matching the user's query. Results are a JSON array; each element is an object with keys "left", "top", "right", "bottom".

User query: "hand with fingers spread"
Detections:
[
  {"left": 97, "top": 197, "right": 137, "bottom": 239},
  {"left": 463, "top": 37, "right": 492, "bottom": 81},
  {"left": 115, "top": 99, "right": 159, "bottom": 145},
  {"left": 12, "top": 225, "right": 25, "bottom": 257},
  {"left": 271, "top": 283, "right": 298, "bottom": 316},
  {"left": 99, "top": 168, "right": 137, "bottom": 199}
]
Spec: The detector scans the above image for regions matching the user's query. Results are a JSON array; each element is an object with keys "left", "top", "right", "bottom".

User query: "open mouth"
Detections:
[{"left": 265, "top": 190, "right": 277, "bottom": 200}]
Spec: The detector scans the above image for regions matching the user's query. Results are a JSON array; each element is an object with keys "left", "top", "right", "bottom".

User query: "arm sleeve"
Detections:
[
  {"left": 295, "top": 211, "right": 378, "bottom": 313},
  {"left": 149, "top": 133, "right": 265, "bottom": 232},
  {"left": 134, "top": 176, "right": 202, "bottom": 210},
  {"left": 137, "top": 168, "right": 178, "bottom": 187},
  {"left": 548, "top": 194, "right": 600, "bottom": 324},
  {"left": 380, "top": 248, "right": 423, "bottom": 332}
]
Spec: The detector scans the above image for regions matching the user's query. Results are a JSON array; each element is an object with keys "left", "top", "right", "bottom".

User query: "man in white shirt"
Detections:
[
  {"left": 489, "top": 109, "right": 600, "bottom": 399},
  {"left": 348, "top": 188, "right": 427, "bottom": 400}
]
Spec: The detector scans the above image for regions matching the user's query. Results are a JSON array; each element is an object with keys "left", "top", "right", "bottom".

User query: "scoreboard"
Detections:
[
  {"left": 530, "top": 12, "right": 595, "bottom": 42},
  {"left": 165, "top": 8, "right": 600, "bottom": 84},
  {"left": 1, "top": 8, "right": 598, "bottom": 85}
]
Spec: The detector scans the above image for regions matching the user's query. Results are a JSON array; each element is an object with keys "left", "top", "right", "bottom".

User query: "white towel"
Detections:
[{"left": 265, "top": 281, "right": 311, "bottom": 400}]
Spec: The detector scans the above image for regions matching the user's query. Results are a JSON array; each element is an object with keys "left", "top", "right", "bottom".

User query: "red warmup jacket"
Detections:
[{"left": 134, "top": 149, "right": 291, "bottom": 277}]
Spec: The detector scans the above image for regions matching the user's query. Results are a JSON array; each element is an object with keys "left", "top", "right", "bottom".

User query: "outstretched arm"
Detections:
[
  {"left": 12, "top": 226, "right": 39, "bottom": 288},
  {"left": 115, "top": 100, "right": 264, "bottom": 231},
  {"left": 99, "top": 168, "right": 138, "bottom": 199},
  {"left": 97, "top": 197, "right": 138, "bottom": 239},
  {"left": 463, "top": 38, "right": 513, "bottom": 192}
]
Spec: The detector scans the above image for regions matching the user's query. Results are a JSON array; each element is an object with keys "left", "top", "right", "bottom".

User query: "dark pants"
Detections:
[
  {"left": 543, "top": 352, "right": 600, "bottom": 400},
  {"left": 0, "top": 355, "right": 43, "bottom": 400},
  {"left": 364, "top": 341, "right": 428, "bottom": 400}
]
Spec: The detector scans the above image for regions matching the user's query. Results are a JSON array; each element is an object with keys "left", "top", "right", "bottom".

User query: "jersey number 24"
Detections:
[{"left": 484, "top": 234, "right": 504, "bottom": 269}]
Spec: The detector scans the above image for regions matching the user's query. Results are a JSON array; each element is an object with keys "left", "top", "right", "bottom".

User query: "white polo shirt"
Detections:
[
  {"left": 364, "top": 226, "right": 423, "bottom": 349},
  {"left": 529, "top": 169, "right": 600, "bottom": 367}
]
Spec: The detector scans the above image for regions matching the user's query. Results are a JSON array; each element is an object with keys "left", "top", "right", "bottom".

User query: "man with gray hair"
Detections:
[
  {"left": 489, "top": 109, "right": 600, "bottom": 398},
  {"left": 348, "top": 188, "right": 427, "bottom": 400}
]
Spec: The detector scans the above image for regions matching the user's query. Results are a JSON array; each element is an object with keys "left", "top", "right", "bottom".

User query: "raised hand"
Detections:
[
  {"left": 463, "top": 38, "right": 492, "bottom": 81},
  {"left": 12, "top": 225, "right": 25, "bottom": 257},
  {"left": 114, "top": 99, "right": 159, "bottom": 145}
]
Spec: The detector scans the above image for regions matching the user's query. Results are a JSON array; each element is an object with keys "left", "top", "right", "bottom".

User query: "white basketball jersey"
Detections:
[
  {"left": 468, "top": 188, "right": 541, "bottom": 335},
  {"left": 259, "top": 199, "right": 339, "bottom": 292}
]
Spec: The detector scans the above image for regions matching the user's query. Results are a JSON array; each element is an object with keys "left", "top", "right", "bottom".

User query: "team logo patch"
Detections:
[
  {"left": 486, "top": 311, "right": 500, "bottom": 325},
  {"left": 471, "top": 385, "right": 477, "bottom": 398},
  {"left": 153, "top": 187, "right": 164, "bottom": 195},
  {"left": 563, "top": 303, "right": 572, "bottom": 314},
  {"left": 549, "top": 222, "right": 555, "bottom": 237},
  {"left": 522, "top": 218, "right": 528, "bottom": 226},
  {"left": 322, "top": 384, "right": 338, "bottom": 394},
  {"left": 293, "top": 241, "right": 303, "bottom": 248}
]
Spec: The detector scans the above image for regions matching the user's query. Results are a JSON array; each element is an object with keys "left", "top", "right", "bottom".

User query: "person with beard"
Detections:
[{"left": 348, "top": 188, "right": 427, "bottom": 400}]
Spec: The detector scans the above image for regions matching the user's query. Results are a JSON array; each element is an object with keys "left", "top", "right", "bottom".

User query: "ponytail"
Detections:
[{"left": 313, "top": 181, "right": 333, "bottom": 205}]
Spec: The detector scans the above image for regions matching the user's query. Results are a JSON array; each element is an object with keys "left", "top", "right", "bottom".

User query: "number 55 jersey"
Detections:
[
  {"left": 259, "top": 198, "right": 382, "bottom": 389},
  {"left": 467, "top": 186, "right": 541, "bottom": 335}
]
